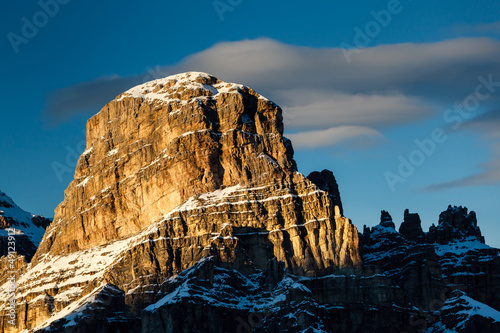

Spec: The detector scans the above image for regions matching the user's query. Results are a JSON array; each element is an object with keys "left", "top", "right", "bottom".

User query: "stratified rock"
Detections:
[
  {"left": 0, "top": 72, "right": 361, "bottom": 332},
  {"left": 360, "top": 210, "right": 395, "bottom": 247},
  {"left": 434, "top": 237, "right": 500, "bottom": 311},
  {"left": 399, "top": 209, "right": 424, "bottom": 242},
  {"left": 140, "top": 258, "right": 415, "bottom": 333},
  {"left": 362, "top": 205, "right": 500, "bottom": 329},
  {"left": 427, "top": 292, "right": 500, "bottom": 333},
  {"left": 362, "top": 216, "right": 443, "bottom": 309}
]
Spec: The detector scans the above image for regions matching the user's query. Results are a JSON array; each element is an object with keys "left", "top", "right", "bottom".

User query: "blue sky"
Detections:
[{"left": 1, "top": 0, "right": 499, "bottom": 246}]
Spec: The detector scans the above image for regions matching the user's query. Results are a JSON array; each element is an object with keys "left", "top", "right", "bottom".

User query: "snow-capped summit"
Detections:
[{"left": 115, "top": 71, "right": 270, "bottom": 105}]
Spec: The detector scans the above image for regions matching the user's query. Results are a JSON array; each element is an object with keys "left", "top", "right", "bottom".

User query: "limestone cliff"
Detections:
[{"left": 0, "top": 72, "right": 361, "bottom": 332}]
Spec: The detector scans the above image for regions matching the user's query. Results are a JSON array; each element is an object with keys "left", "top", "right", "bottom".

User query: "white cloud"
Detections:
[
  {"left": 278, "top": 90, "right": 430, "bottom": 130},
  {"left": 287, "top": 126, "right": 385, "bottom": 149},
  {"left": 425, "top": 143, "right": 500, "bottom": 191},
  {"left": 45, "top": 37, "right": 500, "bottom": 130}
]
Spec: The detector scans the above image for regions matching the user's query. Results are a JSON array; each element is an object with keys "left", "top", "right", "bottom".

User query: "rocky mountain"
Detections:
[
  {"left": 0, "top": 72, "right": 361, "bottom": 332},
  {"left": 0, "top": 72, "right": 498, "bottom": 332},
  {"left": 361, "top": 206, "right": 500, "bottom": 332},
  {"left": 0, "top": 190, "right": 50, "bottom": 261}
]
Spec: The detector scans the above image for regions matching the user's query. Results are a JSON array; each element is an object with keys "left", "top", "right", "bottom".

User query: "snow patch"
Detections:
[
  {"left": 434, "top": 237, "right": 492, "bottom": 257},
  {"left": 76, "top": 176, "right": 93, "bottom": 188}
]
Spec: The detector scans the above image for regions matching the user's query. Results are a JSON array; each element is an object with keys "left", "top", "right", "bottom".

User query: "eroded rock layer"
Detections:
[{"left": 0, "top": 72, "right": 361, "bottom": 332}]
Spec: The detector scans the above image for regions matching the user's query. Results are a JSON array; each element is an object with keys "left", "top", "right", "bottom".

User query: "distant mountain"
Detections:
[
  {"left": 0, "top": 73, "right": 498, "bottom": 332},
  {"left": 0, "top": 190, "right": 50, "bottom": 261}
]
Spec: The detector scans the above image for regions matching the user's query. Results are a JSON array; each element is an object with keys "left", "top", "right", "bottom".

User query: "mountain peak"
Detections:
[
  {"left": 428, "top": 205, "right": 484, "bottom": 244},
  {"left": 7, "top": 72, "right": 362, "bottom": 329},
  {"left": 29, "top": 71, "right": 361, "bottom": 279},
  {"left": 379, "top": 210, "right": 395, "bottom": 229},
  {"left": 399, "top": 209, "right": 424, "bottom": 241},
  {"left": 115, "top": 71, "right": 272, "bottom": 106}
]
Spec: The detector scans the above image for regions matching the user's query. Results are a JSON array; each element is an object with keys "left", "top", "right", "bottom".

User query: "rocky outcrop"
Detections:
[
  {"left": 427, "top": 205, "right": 484, "bottom": 244},
  {"left": 380, "top": 210, "right": 395, "bottom": 229},
  {"left": 361, "top": 206, "right": 500, "bottom": 331},
  {"left": 428, "top": 292, "right": 500, "bottom": 333},
  {"left": 361, "top": 212, "right": 444, "bottom": 309},
  {"left": 139, "top": 258, "right": 417, "bottom": 333},
  {"left": 0, "top": 191, "right": 51, "bottom": 332},
  {"left": 399, "top": 209, "right": 425, "bottom": 242},
  {"left": 306, "top": 170, "right": 343, "bottom": 216},
  {"left": 32, "top": 72, "right": 360, "bottom": 273},
  {"left": 0, "top": 72, "right": 362, "bottom": 332},
  {"left": 22, "top": 257, "right": 417, "bottom": 333}
]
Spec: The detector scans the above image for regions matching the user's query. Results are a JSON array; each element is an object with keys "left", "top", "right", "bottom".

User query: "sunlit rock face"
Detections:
[
  {"left": 33, "top": 72, "right": 361, "bottom": 273},
  {"left": 0, "top": 72, "right": 362, "bottom": 332}
]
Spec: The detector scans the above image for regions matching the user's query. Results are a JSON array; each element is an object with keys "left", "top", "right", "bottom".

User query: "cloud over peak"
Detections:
[{"left": 44, "top": 37, "right": 500, "bottom": 165}]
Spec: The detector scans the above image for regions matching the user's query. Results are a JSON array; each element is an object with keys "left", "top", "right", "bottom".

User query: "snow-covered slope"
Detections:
[{"left": 426, "top": 292, "right": 500, "bottom": 332}]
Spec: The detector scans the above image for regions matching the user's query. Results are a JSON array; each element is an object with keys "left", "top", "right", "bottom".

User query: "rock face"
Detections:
[
  {"left": 380, "top": 210, "right": 395, "bottom": 229},
  {"left": 306, "top": 170, "right": 343, "bottom": 216},
  {"left": 139, "top": 259, "right": 415, "bottom": 333},
  {"left": 32, "top": 72, "right": 360, "bottom": 274},
  {"left": 0, "top": 191, "right": 51, "bottom": 332},
  {"left": 431, "top": 292, "right": 500, "bottom": 333},
  {"left": 0, "top": 72, "right": 362, "bottom": 332},
  {"left": 0, "top": 73, "right": 498, "bottom": 333}
]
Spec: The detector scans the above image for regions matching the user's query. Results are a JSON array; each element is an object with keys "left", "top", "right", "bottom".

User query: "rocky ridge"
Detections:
[{"left": 361, "top": 206, "right": 500, "bottom": 332}]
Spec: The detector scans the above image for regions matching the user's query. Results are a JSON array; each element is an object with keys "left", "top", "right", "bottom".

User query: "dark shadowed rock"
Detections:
[
  {"left": 399, "top": 209, "right": 424, "bottom": 242},
  {"left": 380, "top": 210, "right": 395, "bottom": 229},
  {"left": 0, "top": 190, "right": 51, "bottom": 262},
  {"left": 427, "top": 205, "right": 484, "bottom": 244},
  {"left": 306, "top": 169, "right": 343, "bottom": 216}
]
